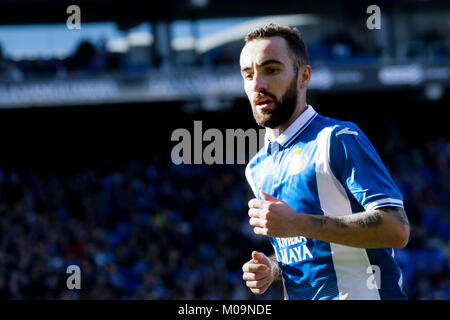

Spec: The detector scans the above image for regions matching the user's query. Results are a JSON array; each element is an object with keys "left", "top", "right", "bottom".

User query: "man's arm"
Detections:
[
  {"left": 249, "top": 191, "right": 410, "bottom": 249},
  {"left": 298, "top": 206, "right": 410, "bottom": 248}
]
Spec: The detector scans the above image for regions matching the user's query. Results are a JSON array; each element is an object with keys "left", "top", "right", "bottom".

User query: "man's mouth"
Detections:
[{"left": 255, "top": 97, "right": 274, "bottom": 111}]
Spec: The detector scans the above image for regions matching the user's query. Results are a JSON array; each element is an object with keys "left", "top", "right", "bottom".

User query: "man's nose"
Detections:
[{"left": 251, "top": 72, "right": 267, "bottom": 92}]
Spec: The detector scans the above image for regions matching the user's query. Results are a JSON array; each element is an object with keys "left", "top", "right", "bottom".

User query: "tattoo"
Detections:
[
  {"left": 379, "top": 206, "right": 410, "bottom": 226},
  {"left": 269, "top": 255, "right": 282, "bottom": 281},
  {"left": 334, "top": 218, "right": 350, "bottom": 229},
  {"left": 310, "top": 215, "right": 349, "bottom": 229},
  {"left": 310, "top": 215, "right": 327, "bottom": 228},
  {"left": 355, "top": 211, "right": 383, "bottom": 228},
  {"left": 308, "top": 206, "right": 409, "bottom": 231}
]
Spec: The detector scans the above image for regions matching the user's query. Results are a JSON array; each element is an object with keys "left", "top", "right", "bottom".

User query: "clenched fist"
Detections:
[
  {"left": 248, "top": 190, "right": 300, "bottom": 237},
  {"left": 242, "top": 251, "right": 273, "bottom": 294}
]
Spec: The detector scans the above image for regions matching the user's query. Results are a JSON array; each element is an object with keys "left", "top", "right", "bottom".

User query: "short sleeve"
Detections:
[{"left": 328, "top": 123, "right": 404, "bottom": 211}]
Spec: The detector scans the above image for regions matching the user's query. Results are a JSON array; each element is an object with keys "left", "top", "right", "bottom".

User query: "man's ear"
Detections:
[{"left": 298, "top": 65, "right": 311, "bottom": 89}]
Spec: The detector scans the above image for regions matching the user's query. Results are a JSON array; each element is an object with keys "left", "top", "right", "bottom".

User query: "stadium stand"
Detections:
[{"left": 0, "top": 0, "right": 448, "bottom": 300}]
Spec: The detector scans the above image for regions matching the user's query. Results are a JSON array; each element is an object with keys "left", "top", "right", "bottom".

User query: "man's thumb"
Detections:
[
  {"left": 252, "top": 251, "right": 268, "bottom": 262},
  {"left": 252, "top": 251, "right": 263, "bottom": 261},
  {"left": 260, "top": 190, "right": 278, "bottom": 202},
  {"left": 252, "top": 251, "right": 270, "bottom": 268}
]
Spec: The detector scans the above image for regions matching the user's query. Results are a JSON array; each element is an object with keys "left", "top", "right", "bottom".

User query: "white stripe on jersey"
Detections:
[{"left": 366, "top": 198, "right": 404, "bottom": 211}]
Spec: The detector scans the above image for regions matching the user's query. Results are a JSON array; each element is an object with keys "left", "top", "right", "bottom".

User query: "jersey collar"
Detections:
[{"left": 264, "top": 105, "right": 317, "bottom": 153}]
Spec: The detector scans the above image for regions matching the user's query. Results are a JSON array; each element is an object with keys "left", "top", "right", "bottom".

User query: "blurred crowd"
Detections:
[
  {"left": 0, "top": 155, "right": 275, "bottom": 299},
  {"left": 0, "top": 39, "right": 121, "bottom": 81},
  {"left": 0, "top": 130, "right": 448, "bottom": 300},
  {"left": 384, "top": 135, "right": 450, "bottom": 299}
]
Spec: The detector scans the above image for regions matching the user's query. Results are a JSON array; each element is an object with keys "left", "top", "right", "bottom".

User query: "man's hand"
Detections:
[
  {"left": 242, "top": 251, "right": 273, "bottom": 294},
  {"left": 248, "top": 190, "right": 299, "bottom": 237}
]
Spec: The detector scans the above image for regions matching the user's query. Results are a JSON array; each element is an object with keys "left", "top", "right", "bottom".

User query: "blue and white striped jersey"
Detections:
[{"left": 245, "top": 105, "right": 406, "bottom": 300}]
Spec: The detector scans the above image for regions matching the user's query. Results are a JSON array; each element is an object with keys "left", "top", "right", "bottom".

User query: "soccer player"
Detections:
[{"left": 240, "top": 24, "right": 410, "bottom": 300}]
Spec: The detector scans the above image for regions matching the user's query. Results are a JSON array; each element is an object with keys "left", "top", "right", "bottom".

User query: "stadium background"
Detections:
[{"left": 0, "top": 0, "right": 448, "bottom": 299}]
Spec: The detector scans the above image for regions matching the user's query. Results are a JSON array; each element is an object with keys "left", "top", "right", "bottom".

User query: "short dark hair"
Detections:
[{"left": 244, "top": 24, "right": 310, "bottom": 69}]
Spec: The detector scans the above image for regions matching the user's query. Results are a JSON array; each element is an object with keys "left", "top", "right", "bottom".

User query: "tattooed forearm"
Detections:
[
  {"left": 269, "top": 255, "right": 282, "bottom": 281},
  {"left": 309, "top": 209, "right": 398, "bottom": 230},
  {"left": 298, "top": 206, "right": 409, "bottom": 248},
  {"left": 329, "top": 210, "right": 386, "bottom": 229}
]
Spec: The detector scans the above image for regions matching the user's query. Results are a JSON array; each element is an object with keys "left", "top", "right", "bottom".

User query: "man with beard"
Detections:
[{"left": 240, "top": 24, "right": 410, "bottom": 300}]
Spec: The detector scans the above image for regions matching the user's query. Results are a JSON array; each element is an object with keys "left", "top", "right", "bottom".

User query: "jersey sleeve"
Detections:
[{"left": 328, "top": 123, "right": 404, "bottom": 211}]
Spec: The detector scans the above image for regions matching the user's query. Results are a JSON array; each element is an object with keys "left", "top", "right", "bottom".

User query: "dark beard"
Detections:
[{"left": 252, "top": 77, "right": 298, "bottom": 129}]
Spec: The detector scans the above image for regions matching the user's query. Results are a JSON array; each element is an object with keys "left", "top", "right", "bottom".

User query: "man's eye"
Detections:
[
  {"left": 266, "top": 68, "right": 279, "bottom": 74},
  {"left": 244, "top": 74, "right": 253, "bottom": 80}
]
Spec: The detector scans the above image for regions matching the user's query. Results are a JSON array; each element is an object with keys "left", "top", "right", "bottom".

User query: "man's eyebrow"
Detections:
[
  {"left": 241, "top": 59, "right": 285, "bottom": 72},
  {"left": 260, "top": 59, "right": 284, "bottom": 67}
]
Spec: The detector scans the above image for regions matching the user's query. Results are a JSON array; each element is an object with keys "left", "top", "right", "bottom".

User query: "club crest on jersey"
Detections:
[{"left": 288, "top": 148, "right": 305, "bottom": 175}]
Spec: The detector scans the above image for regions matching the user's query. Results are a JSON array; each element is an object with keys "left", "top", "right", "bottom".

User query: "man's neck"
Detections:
[{"left": 265, "top": 103, "right": 307, "bottom": 142}]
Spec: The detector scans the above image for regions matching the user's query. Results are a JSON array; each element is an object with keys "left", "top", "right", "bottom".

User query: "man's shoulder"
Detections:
[
  {"left": 315, "top": 114, "right": 359, "bottom": 131},
  {"left": 313, "top": 114, "right": 363, "bottom": 139}
]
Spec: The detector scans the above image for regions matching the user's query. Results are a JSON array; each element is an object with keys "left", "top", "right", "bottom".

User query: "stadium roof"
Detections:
[
  {"left": 0, "top": 0, "right": 448, "bottom": 27},
  {"left": 183, "top": 14, "right": 320, "bottom": 53}
]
